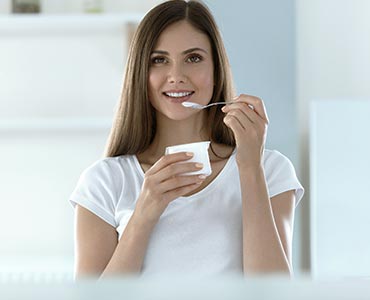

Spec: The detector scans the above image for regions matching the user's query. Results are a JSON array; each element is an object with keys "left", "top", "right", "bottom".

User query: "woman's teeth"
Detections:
[{"left": 164, "top": 92, "right": 193, "bottom": 98}]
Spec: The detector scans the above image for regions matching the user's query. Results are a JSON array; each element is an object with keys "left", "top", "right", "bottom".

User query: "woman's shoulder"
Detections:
[
  {"left": 81, "top": 155, "right": 137, "bottom": 179},
  {"left": 262, "top": 149, "right": 297, "bottom": 177},
  {"left": 262, "top": 149, "right": 304, "bottom": 204},
  {"left": 263, "top": 149, "right": 291, "bottom": 163}
]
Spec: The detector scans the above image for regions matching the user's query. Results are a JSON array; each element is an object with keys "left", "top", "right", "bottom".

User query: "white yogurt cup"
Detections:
[{"left": 165, "top": 141, "right": 212, "bottom": 176}]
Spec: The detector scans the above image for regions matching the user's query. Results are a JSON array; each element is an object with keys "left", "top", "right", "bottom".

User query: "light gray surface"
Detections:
[{"left": 1, "top": 275, "right": 370, "bottom": 300}]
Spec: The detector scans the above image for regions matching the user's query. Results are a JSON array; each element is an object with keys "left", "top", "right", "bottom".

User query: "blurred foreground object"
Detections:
[
  {"left": 12, "top": 0, "right": 40, "bottom": 13},
  {"left": 83, "top": 0, "right": 103, "bottom": 13},
  {"left": 0, "top": 274, "right": 370, "bottom": 300}
]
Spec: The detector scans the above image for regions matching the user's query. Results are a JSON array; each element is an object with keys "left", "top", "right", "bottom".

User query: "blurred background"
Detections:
[{"left": 0, "top": 0, "right": 369, "bottom": 280}]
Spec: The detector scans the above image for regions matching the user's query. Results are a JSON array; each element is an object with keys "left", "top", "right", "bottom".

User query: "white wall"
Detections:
[
  {"left": 0, "top": 130, "right": 108, "bottom": 273},
  {"left": 297, "top": 0, "right": 370, "bottom": 275},
  {"left": 310, "top": 100, "right": 370, "bottom": 279},
  {"left": 0, "top": 3, "right": 156, "bottom": 275},
  {"left": 0, "top": 18, "right": 127, "bottom": 119},
  {"left": 297, "top": 0, "right": 370, "bottom": 125}
]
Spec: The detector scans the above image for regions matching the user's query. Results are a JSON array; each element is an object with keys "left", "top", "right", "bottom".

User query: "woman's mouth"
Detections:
[{"left": 163, "top": 91, "right": 195, "bottom": 103}]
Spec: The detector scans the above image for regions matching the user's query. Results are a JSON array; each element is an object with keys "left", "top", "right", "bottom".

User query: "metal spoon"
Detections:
[
  {"left": 182, "top": 101, "right": 253, "bottom": 110},
  {"left": 182, "top": 101, "right": 238, "bottom": 110}
]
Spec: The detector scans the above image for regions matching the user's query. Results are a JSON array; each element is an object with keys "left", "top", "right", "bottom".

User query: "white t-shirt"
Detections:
[{"left": 70, "top": 149, "right": 304, "bottom": 276}]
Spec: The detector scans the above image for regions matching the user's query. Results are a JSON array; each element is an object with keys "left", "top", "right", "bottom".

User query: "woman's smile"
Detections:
[{"left": 162, "top": 90, "right": 195, "bottom": 104}]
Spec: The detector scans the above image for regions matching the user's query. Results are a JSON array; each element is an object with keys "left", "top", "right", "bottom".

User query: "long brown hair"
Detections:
[{"left": 104, "top": 0, "right": 235, "bottom": 157}]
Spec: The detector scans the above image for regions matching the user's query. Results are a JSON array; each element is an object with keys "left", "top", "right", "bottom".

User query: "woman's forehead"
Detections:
[{"left": 153, "top": 21, "right": 211, "bottom": 54}]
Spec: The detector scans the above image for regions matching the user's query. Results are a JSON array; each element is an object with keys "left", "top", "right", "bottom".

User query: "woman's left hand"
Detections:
[{"left": 222, "top": 94, "right": 269, "bottom": 170}]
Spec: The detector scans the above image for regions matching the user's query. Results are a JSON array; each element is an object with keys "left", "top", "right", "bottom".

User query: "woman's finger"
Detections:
[
  {"left": 223, "top": 103, "right": 268, "bottom": 131},
  {"left": 224, "top": 108, "right": 249, "bottom": 129},
  {"left": 146, "top": 152, "right": 193, "bottom": 176},
  {"left": 232, "top": 94, "right": 269, "bottom": 124},
  {"left": 223, "top": 113, "right": 245, "bottom": 140},
  {"left": 222, "top": 102, "right": 257, "bottom": 124},
  {"left": 162, "top": 182, "right": 203, "bottom": 205},
  {"left": 155, "top": 161, "right": 204, "bottom": 183},
  {"left": 160, "top": 174, "right": 205, "bottom": 193}
]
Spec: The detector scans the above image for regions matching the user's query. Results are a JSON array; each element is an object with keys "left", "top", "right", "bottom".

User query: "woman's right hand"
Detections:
[{"left": 133, "top": 152, "right": 205, "bottom": 226}]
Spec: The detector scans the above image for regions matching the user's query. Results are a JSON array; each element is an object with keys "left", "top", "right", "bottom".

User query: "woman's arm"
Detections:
[
  {"left": 222, "top": 94, "right": 295, "bottom": 275},
  {"left": 74, "top": 152, "right": 206, "bottom": 278},
  {"left": 238, "top": 167, "right": 295, "bottom": 275},
  {"left": 74, "top": 205, "right": 155, "bottom": 279},
  {"left": 270, "top": 190, "right": 296, "bottom": 268}
]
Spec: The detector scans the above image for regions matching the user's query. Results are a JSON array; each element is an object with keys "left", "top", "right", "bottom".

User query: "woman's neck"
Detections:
[{"left": 142, "top": 111, "right": 209, "bottom": 161}]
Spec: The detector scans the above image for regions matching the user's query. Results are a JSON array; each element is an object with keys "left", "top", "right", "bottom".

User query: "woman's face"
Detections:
[{"left": 148, "top": 20, "right": 214, "bottom": 121}]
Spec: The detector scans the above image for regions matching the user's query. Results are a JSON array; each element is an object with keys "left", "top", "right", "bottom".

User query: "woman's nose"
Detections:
[{"left": 167, "top": 62, "right": 187, "bottom": 83}]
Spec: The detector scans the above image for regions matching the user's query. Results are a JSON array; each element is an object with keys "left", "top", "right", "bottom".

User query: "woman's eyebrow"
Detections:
[
  {"left": 151, "top": 47, "right": 208, "bottom": 55},
  {"left": 151, "top": 50, "right": 168, "bottom": 55},
  {"left": 182, "top": 47, "right": 208, "bottom": 55}
]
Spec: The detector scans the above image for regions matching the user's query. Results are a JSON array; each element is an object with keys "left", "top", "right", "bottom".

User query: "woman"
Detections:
[{"left": 70, "top": 0, "right": 304, "bottom": 278}]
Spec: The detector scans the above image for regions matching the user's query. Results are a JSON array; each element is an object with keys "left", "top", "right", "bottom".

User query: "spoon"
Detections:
[
  {"left": 182, "top": 101, "right": 253, "bottom": 110},
  {"left": 182, "top": 101, "right": 238, "bottom": 110}
]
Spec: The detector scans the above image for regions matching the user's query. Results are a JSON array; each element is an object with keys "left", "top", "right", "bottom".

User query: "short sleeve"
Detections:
[
  {"left": 69, "top": 159, "right": 118, "bottom": 228},
  {"left": 263, "top": 150, "right": 304, "bottom": 207}
]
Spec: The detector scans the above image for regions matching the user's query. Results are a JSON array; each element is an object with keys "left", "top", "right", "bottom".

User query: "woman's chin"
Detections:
[{"left": 159, "top": 110, "right": 201, "bottom": 122}]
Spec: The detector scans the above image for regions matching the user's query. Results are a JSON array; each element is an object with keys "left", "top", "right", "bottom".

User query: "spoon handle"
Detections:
[{"left": 205, "top": 101, "right": 238, "bottom": 108}]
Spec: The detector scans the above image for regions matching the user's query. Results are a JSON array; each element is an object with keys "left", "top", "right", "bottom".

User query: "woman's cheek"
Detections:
[
  {"left": 196, "top": 70, "right": 214, "bottom": 94},
  {"left": 148, "top": 71, "right": 162, "bottom": 104}
]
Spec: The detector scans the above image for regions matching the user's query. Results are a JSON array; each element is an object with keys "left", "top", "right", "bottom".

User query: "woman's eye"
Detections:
[
  {"left": 151, "top": 57, "right": 167, "bottom": 64},
  {"left": 186, "top": 55, "right": 202, "bottom": 63}
]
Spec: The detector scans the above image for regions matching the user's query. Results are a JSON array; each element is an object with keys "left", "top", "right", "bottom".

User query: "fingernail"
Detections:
[
  {"left": 195, "top": 163, "right": 204, "bottom": 168},
  {"left": 186, "top": 152, "right": 194, "bottom": 157},
  {"left": 198, "top": 175, "right": 206, "bottom": 179}
]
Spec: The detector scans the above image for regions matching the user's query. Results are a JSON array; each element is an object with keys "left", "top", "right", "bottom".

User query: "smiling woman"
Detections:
[
  {"left": 69, "top": 0, "right": 304, "bottom": 279},
  {"left": 148, "top": 21, "right": 214, "bottom": 121}
]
